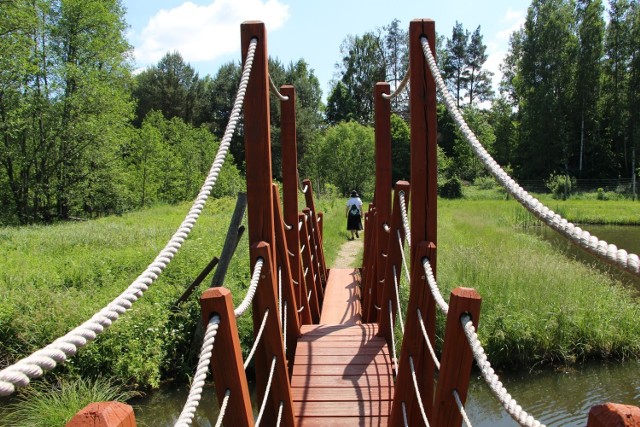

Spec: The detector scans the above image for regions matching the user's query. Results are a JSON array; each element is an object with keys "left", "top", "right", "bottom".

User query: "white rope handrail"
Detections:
[
  {"left": 255, "top": 355, "right": 277, "bottom": 427},
  {"left": 268, "top": 74, "right": 289, "bottom": 101},
  {"left": 276, "top": 400, "right": 284, "bottom": 427},
  {"left": 0, "top": 38, "right": 259, "bottom": 397},
  {"left": 389, "top": 300, "right": 399, "bottom": 374},
  {"left": 392, "top": 265, "right": 405, "bottom": 333},
  {"left": 174, "top": 315, "right": 221, "bottom": 427},
  {"left": 409, "top": 356, "right": 431, "bottom": 427},
  {"left": 234, "top": 258, "right": 264, "bottom": 317},
  {"left": 416, "top": 308, "right": 441, "bottom": 370},
  {"left": 462, "top": 315, "right": 545, "bottom": 427},
  {"left": 278, "top": 267, "right": 282, "bottom": 325},
  {"left": 453, "top": 389, "right": 473, "bottom": 427},
  {"left": 283, "top": 301, "right": 288, "bottom": 354},
  {"left": 420, "top": 36, "right": 640, "bottom": 276},
  {"left": 213, "top": 389, "right": 231, "bottom": 427},
  {"left": 298, "top": 220, "right": 304, "bottom": 231},
  {"left": 382, "top": 71, "right": 410, "bottom": 100},
  {"left": 307, "top": 290, "right": 312, "bottom": 302},
  {"left": 397, "top": 229, "right": 412, "bottom": 285},
  {"left": 402, "top": 401, "right": 410, "bottom": 427},
  {"left": 422, "top": 258, "right": 449, "bottom": 314},
  {"left": 244, "top": 309, "right": 269, "bottom": 369},
  {"left": 398, "top": 191, "right": 411, "bottom": 247},
  {"left": 302, "top": 185, "right": 309, "bottom": 194}
]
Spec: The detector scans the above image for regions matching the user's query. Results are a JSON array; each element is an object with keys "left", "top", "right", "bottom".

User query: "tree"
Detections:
[
  {"left": 516, "top": 0, "right": 578, "bottom": 179},
  {"left": 629, "top": 1, "right": 640, "bottom": 197},
  {"left": 390, "top": 114, "right": 410, "bottom": 183},
  {"left": 132, "top": 52, "right": 205, "bottom": 127},
  {"left": 443, "top": 22, "right": 469, "bottom": 108},
  {"left": 575, "top": 0, "right": 606, "bottom": 176},
  {"left": 0, "top": 0, "right": 134, "bottom": 223},
  {"left": 326, "top": 81, "right": 356, "bottom": 125},
  {"left": 316, "top": 121, "right": 375, "bottom": 195},
  {"left": 466, "top": 26, "right": 494, "bottom": 105}
]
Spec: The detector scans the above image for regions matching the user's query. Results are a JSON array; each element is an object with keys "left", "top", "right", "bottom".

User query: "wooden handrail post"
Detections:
[
  {"left": 390, "top": 241, "right": 436, "bottom": 426},
  {"left": 271, "top": 184, "right": 301, "bottom": 369},
  {"left": 377, "top": 182, "right": 410, "bottom": 345},
  {"left": 200, "top": 287, "right": 254, "bottom": 426},
  {"left": 433, "top": 287, "right": 482, "bottom": 427},
  {"left": 362, "top": 205, "right": 378, "bottom": 322},
  {"left": 374, "top": 82, "right": 393, "bottom": 325},
  {"left": 66, "top": 402, "right": 136, "bottom": 427},
  {"left": 409, "top": 19, "right": 438, "bottom": 263},
  {"left": 250, "top": 242, "right": 295, "bottom": 425},
  {"left": 302, "top": 179, "right": 328, "bottom": 282},
  {"left": 280, "top": 86, "right": 311, "bottom": 326},
  {"left": 241, "top": 21, "right": 275, "bottom": 265},
  {"left": 299, "top": 212, "right": 322, "bottom": 322},
  {"left": 587, "top": 403, "right": 640, "bottom": 426},
  {"left": 303, "top": 207, "right": 325, "bottom": 299}
]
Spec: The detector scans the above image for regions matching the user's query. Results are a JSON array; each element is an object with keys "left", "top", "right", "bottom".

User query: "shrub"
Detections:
[
  {"left": 545, "top": 173, "right": 576, "bottom": 200},
  {"left": 596, "top": 187, "right": 607, "bottom": 200},
  {"left": 474, "top": 175, "right": 496, "bottom": 190},
  {"left": 439, "top": 177, "right": 463, "bottom": 199}
]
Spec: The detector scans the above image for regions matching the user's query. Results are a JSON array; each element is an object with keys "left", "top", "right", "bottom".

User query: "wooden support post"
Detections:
[
  {"left": 374, "top": 82, "right": 393, "bottom": 326},
  {"left": 280, "top": 86, "right": 311, "bottom": 326},
  {"left": 271, "top": 184, "right": 301, "bottom": 368},
  {"left": 200, "top": 288, "right": 253, "bottom": 427},
  {"left": 433, "top": 287, "right": 482, "bottom": 427},
  {"left": 303, "top": 207, "right": 324, "bottom": 296},
  {"left": 241, "top": 21, "right": 275, "bottom": 265},
  {"left": 390, "top": 241, "right": 436, "bottom": 426},
  {"left": 377, "top": 182, "right": 410, "bottom": 345},
  {"left": 409, "top": 19, "right": 438, "bottom": 263},
  {"left": 211, "top": 193, "right": 247, "bottom": 287},
  {"left": 362, "top": 205, "right": 378, "bottom": 322},
  {"left": 66, "top": 402, "right": 136, "bottom": 427},
  {"left": 299, "top": 213, "right": 322, "bottom": 322},
  {"left": 302, "top": 179, "right": 328, "bottom": 282},
  {"left": 317, "top": 212, "right": 324, "bottom": 238},
  {"left": 250, "top": 242, "right": 295, "bottom": 425},
  {"left": 587, "top": 403, "right": 640, "bottom": 427}
]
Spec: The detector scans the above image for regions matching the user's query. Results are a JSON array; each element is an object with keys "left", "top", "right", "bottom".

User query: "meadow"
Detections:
[{"left": 1, "top": 190, "right": 639, "bottom": 424}]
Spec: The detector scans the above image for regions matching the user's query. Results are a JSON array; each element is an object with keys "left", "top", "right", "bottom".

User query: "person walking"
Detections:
[{"left": 346, "top": 190, "right": 363, "bottom": 240}]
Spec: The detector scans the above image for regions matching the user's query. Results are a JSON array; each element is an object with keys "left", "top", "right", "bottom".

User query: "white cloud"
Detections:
[{"left": 133, "top": 0, "right": 289, "bottom": 66}]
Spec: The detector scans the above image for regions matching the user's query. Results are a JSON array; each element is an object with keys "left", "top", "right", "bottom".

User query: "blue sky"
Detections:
[{"left": 123, "top": 0, "right": 532, "bottom": 98}]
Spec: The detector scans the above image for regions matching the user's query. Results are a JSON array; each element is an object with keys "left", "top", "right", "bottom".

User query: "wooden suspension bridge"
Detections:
[{"left": 64, "top": 19, "right": 640, "bottom": 427}]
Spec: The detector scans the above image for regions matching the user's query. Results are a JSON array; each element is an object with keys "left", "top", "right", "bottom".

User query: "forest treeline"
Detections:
[{"left": 1, "top": 0, "right": 639, "bottom": 225}]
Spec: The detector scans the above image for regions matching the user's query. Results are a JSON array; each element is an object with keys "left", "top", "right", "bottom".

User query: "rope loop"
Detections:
[
  {"left": 382, "top": 71, "right": 410, "bottom": 100},
  {"left": 269, "top": 74, "right": 290, "bottom": 101}
]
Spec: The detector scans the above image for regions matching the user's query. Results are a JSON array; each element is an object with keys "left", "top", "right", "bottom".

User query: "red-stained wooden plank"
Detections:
[
  {"left": 298, "top": 417, "right": 389, "bottom": 427},
  {"left": 295, "top": 401, "right": 391, "bottom": 417},
  {"left": 292, "top": 387, "right": 394, "bottom": 402},
  {"left": 292, "top": 363, "right": 394, "bottom": 377},
  {"left": 290, "top": 374, "right": 394, "bottom": 388},
  {"left": 320, "top": 268, "right": 362, "bottom": 325},
  {"left": 293, "top": 354, "right": 392, "bottom": 366},
  {"left": 301, "top": 324, "right": 377, "bottom": 335},
  {"left": 299, "top": 335, "right": 386, "bottom": 343},
  {"left": 294, "top": 345, "right": 389, "bottom": 356}
]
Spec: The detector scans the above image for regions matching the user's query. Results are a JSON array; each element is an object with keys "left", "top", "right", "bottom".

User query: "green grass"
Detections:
[
  {"left": 2, "top": 377, "right": 136, "bottom": 427},
  {"left": 533, "top": 194, "right": 640, "bottom": 225},
  {"left": 435, "top": 198, "right": 640, "bottom": 369}
]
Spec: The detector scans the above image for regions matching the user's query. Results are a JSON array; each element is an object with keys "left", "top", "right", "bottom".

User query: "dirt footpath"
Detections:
[{"left": 331, "top": 236, "right": 363, "bottom": 268}]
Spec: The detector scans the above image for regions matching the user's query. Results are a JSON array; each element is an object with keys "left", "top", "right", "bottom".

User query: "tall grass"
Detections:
[
  {"left": 2, "top": 377, "right": 136, "bottom": 427},
  {"left": 437, "top": 199, "right": 640, "bottom": 369}
]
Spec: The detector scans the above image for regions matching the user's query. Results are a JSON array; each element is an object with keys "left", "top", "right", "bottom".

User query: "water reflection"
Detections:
[{"left": 465, "top": 360, "right": 640, "bottom": 426}]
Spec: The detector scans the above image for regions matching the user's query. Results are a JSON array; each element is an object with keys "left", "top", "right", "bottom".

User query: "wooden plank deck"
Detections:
[{"left": 291, "top": 268, "right": 394, "bottom": 425}]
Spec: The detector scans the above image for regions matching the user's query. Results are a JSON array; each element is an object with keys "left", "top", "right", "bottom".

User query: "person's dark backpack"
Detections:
[{"left": 349, "top": 204, "right": 360, "bottom": 217}]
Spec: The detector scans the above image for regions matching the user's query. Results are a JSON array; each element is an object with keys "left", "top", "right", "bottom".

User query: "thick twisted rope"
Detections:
[
  {"left": 269, "top": 74, "right": 289, "bottom": 101},
  {"left": 244, "top": 309, "right": 269, "bottom": 369},
  {"left": 453, "top": 389, "right": 473, "bottom": 427},
  {"left": 409, "top": 356, "right": 431, "bottom": 426},
  {"left": 0, "top": 38, "right": 259, "bottom": 397},
  {"left": 462, "top": 315, "right": 545, "bottom": 427},
  {"left": 398, "top": 191, "right": 411, "bottom": 247},
  {"left": 276, "top": 400, "right": 284, "bottom": 427},
  {"left": 389, "top": 300, "right": 399, "bottom": 374},
  {"left": 397, "top": 230, "right": 412, "bottom": 285},
  {"left": 422, "top": 258, "right": 449, "bottom": 314},
  {"left": 392, "top": 265, "right": 405, "bottom": 333},
  {"left": 214, "top": 389, "right": 231, "bottom": 427},
  {"left": 382, "top": 71, "right": 410, "bottom": 100},
  {"left": 416, "top": 308, "right": 441, "bottom": 370},
  {"left": 420, "top": 36, "right": 640, "bottom": 276},
  {"left": 234, "top": 258, "right": 263, "bottom": 317},
  {"left": 174, "top": 315, "right": 221, "bottom": 427},
  {"left": 255, "top": 355, "right": 277, "bottom": 427},
  {"left": 402, "top": 402, "right": 410, "bottom": 427}
]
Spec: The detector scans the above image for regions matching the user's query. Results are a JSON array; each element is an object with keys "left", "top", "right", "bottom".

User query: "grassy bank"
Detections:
[{"left": 436, "top": 198, "right": 640, "bottom": 369}]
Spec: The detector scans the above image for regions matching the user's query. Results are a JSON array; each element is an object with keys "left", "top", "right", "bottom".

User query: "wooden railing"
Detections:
[{"left": 66, "top": 19, "right": 640, "bottom": 427}]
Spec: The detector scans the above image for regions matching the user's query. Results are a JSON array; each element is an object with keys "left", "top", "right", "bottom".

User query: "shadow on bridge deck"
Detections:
[{"left": 290, "top": 268, "right": 394, "bottom": 426}]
